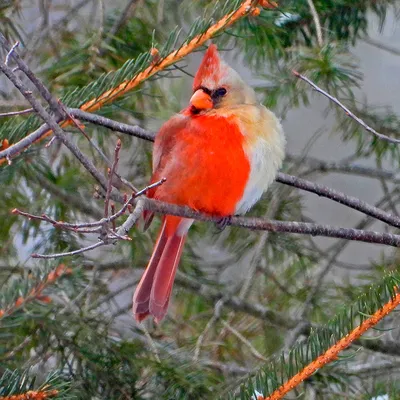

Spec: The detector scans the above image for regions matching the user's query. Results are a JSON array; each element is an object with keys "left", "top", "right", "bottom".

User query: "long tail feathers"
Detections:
[{"left": 133, "top": 216, "right": 188, "bottom": 323}]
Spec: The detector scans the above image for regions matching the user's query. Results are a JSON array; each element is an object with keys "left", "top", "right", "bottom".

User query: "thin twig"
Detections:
[
  {"left": 193, "top": 298, "right": 225, "bottom": 361},
  {"left": 276, "top": 172, "right": 400, "bottom": 228},
  {"left": 293, "top": 70, "right": 400, "bottom": 144},
  {"left": 29, "top": 196, "right": 146, "bottom": 259},
  {"left": 1, "top": 36, "right": 64, "bottom": 119},
  {"left": 221, "top": 319, "right": 268, "bottom": 362},
  {"left": 69, "top": 108, "right": 156, "bottom": 141},
  {"left": 139, "top": 324, "right": 161, "bottom": 363},
  {"left": 116, "top": 198, "right": 145, "bottom": 236},
  {"left": 0, "top": 108, "right": 155, "bottom": 161},
  {"left": 11, "top": 178, "right": 166, "bottom": 232},
  {"left": 0, "top": 107, "right": 34, "bottom": 117},
  {"left": 101, "top": 0, "right": 140, "bottom": 54},
  {"left": 285, "top": 154, "right": 400, "bottom": 183},
  {"left": 5, "top": 40, "right": 20, "bottom": 65},
  {"left": 306, "top": 0, "right": 323, "bottom": 46},
  {"left": 362, "top": 36, "right": 400, "bottom": 57},
  {"left": 31, "top": 241, "right": 105, "bottom": 259},
  {"left": 0, "top": 58, "right": 112, "bottom": 194},
  {"left": 58, "top": 88, "right": 137, "bottom": 193},
  {"left": 104, "top": 139, "right": 122, "bottom": 218}
]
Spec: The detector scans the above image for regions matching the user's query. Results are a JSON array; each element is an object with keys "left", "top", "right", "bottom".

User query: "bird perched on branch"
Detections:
[{"left": 133, "top": 44, "right": 286, "bottom": 323}]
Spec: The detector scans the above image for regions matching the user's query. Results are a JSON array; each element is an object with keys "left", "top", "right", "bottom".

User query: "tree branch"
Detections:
[
  {"left": 0, "top": 0, "right": 268, "bottom": 164},
  {"left": 276, "top": 173, "right": 400, "bottom": 228},
  {"left": 0, "top": 107, "right": 34, "bottom": 117},
  {"left": 2, "top": 54, "right": 398, "bottom": 249},
  {"left": 61, "top": 111, "right": 400, "bottom": 229},
  {"left": 263, "top": 290, "right": 400, "bottom": 400},
  {"left": 306, "top": 0, "right": 323, "bottom": 46},
  {"left": 0, "top": 57, "right": 115, "bottom": 197},
  {"left": 30, "top": 110, "right": 400, "bottom": 231},
  {"left": 293, "top": 70, "right": 400, "bottom": 144},
  {"left": 285, "top": 154, "right": 400, "bottom": 183},
  {"left": 142, "top": 197, "right": 400, "bottom": 247},
  {"left": 0, "top": 264, "right": 70, "bottom": 320}
]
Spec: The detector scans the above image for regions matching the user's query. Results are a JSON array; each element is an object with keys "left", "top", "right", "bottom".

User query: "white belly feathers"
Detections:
[{"left": 235, "top": 106, "right": 286, "bottom": 214}]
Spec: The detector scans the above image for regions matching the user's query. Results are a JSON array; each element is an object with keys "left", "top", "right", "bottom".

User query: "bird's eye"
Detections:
[{"left": 212, "top": 87, "right": 227, "bottom": 99}]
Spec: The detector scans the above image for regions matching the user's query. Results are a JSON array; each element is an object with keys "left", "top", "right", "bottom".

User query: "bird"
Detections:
[{"left": 133, "top": 44, "right": 286, "bottom": 323}]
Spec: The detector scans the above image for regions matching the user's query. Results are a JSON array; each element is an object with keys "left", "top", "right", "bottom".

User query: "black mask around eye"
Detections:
[{"left": 211, "top": 87, "right": 227, "bottom": 100}]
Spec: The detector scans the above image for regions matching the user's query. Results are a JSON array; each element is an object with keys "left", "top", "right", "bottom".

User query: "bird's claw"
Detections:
[{"left": 215, "top": 215, "right": 232, "bottom": 231}]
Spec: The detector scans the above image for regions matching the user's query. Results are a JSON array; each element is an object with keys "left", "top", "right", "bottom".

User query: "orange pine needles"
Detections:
[
  {"left": 0, "top": 0, "right": 278, "bottom": 165},
  {"left": 0, "top": 389, "right": 58, "bottom": 400},
  {"left": 264, "top": 290, "right": 400, "bottom": 400}
]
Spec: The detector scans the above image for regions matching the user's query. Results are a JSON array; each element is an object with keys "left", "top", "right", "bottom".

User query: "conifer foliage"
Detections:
[{"left": 0, "top": 1, "right": 400, "bottom": 399}]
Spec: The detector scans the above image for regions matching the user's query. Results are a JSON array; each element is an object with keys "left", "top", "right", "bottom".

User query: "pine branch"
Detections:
[
  {"left": 0, "top": 370, "right": 70, "bottom": 400},
  {"left": 235, "top": 274, "right": 400, "bottom": 399},
  {"left": 0, "top": 264, "right": 70, "bottom": 320},
  {"left": 0, "top": 390, "right": 58, "bottom": 400},
  {"left": 263, "top": 290, "right": 400, "bottom": 400},
  {"left": 0, "top": 0, "right": 273, "bottom": 165}
]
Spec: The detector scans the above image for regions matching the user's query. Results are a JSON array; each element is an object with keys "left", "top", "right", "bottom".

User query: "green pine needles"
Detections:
[
  {"left": 0, "top": 369, "right": 72, "bottom": 399},
  {"left": 232, "top": 273, "right": 400, "bottom": 399}
]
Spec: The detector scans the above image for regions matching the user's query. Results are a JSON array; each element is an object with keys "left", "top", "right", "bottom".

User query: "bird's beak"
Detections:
[{"left": 190, "top": 89, "right": 213, "bottom": 110}]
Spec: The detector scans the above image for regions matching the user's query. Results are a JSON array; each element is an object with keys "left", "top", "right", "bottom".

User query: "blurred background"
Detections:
[{"left": 0, "top": 1, "right": 400, "bottom": 398}]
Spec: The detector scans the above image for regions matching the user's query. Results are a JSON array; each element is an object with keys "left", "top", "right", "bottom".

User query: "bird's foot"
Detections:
[{"left": 215, "top": 215, "right": 232, "bottom": 231}]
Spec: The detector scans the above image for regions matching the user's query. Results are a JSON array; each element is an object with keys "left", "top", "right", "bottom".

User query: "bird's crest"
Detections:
[{"left": 193, "top": 44, "right": 226, "bottom": 90}]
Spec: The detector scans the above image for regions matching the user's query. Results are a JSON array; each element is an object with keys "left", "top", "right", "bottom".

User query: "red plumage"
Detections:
[{"left": 132, "top": 44, "right": 285, "bottom": 323}]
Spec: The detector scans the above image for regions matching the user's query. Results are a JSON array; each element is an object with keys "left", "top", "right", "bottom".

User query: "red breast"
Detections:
[{"left": 147, "top": 111, "right": 250, "bottom": 217}]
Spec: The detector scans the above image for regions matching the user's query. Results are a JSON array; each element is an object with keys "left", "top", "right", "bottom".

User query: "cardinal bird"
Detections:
[{"left": 133, "top": 44, "right": 285, "bottom": 323}]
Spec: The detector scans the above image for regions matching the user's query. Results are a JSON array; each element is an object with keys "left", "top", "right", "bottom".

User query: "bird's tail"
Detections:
[{"left": 133, "top": 215, "right": 190, "bottom": 323}]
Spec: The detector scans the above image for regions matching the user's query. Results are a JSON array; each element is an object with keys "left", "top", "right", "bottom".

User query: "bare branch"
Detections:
[
  {"left": 142, "top": 197, "right": 400, "bottom": 247},
  {"left": 11, "top": 208, "right": 102, "bottom": 234},
  {"left": 51, "top": 112, "right": 400, "bottom": 230},
  {"left": 0, "top": 56, "right": 112, "bottom": 195},
  {"left": 286, "top": 154, "right": 400, "bottom": 183},
  {"left": 0, "top": 108, "right": 155, "bottom": 162},
  {"left": 12, "top": 178, "right": 165, "bottom": 233},
  {"left": 221, "top": 319, "right": 269, "bottom": 362},
  {"left": 104, "top": 139, "right": 122, "bottom": 218},
  {"left": 116, "top": 198, "right": 145, "bottom": 236},
  {"left": 70, "top": 108, "right": 156, "bottom": 141},
  {"left": 31, "top": 241, "right": 105, "bottom": 259},
  {"left": 293, "top": 70, "right": 400, "bottom": 144},
  {"left": 0, "top": 35, "right": 64, "bottom": 119},
  {"left": 276, "top": 172, "right": 400, "bottom": 228},
  {"left": 5, "top": 40, "right": 20, "bottom": 65},
  {"left": 101, "top": 0, "right": 141, "bottom": 54},
  {"left": 0, "top": 107, "right": 34, "bottom": 117},
  {"left": 306, "top": 0, "right": 323, "bottom": 46}
]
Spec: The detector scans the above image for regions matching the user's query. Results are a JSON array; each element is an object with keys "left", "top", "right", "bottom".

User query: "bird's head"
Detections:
[{"left": 189, "top": 44, "right": 256, "bottom": 113}]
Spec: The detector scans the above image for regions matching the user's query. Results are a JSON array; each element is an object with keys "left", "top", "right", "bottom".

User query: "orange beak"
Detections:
[{"left": 190, "top": 89, "right": 213, "bottom": 110}]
